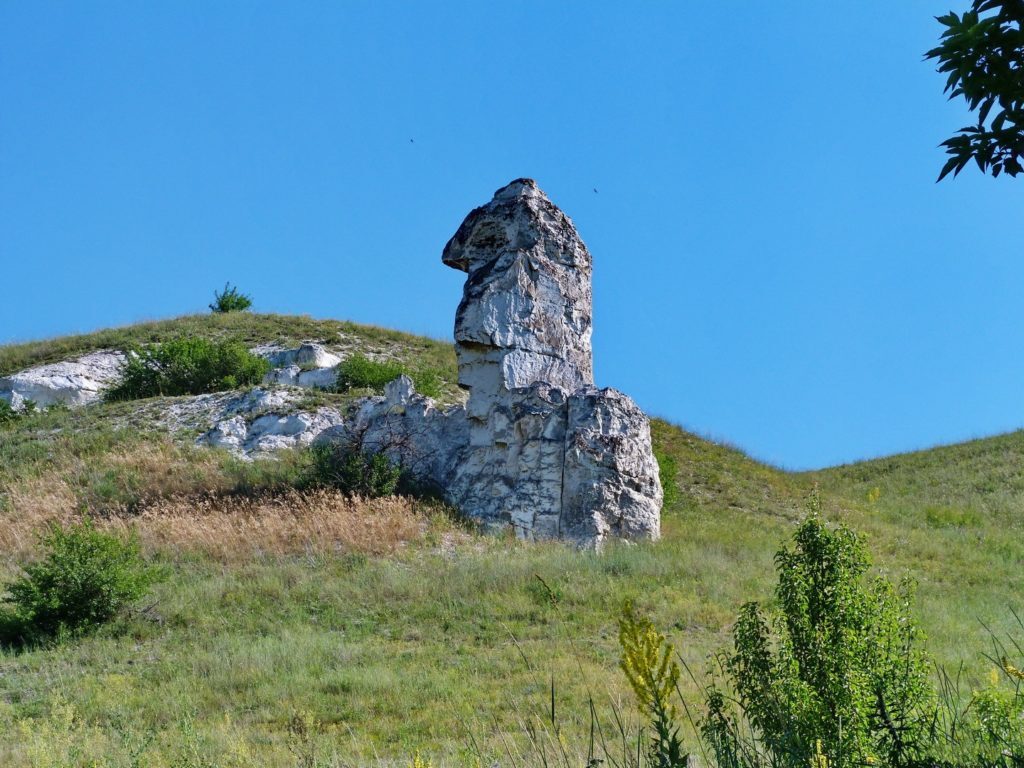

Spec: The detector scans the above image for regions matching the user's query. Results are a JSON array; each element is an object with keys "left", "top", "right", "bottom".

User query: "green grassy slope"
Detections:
[
  {"left": 0, "top": 312, "right": 456, "bottom": 378},
  {"left": 0, "top": 316, "right": 1021, "bottom": 765}
]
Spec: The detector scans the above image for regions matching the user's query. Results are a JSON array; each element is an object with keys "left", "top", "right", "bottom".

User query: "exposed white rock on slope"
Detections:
[
  {"left": 254, "top": 343, "right": 342, "bottom": 370},
  {"left": 442, "top": 178, "right": 594, "bottom": 394},
  {"left": 254, "top": 343, "right": 342, "bottom": 391},
  {"left": 561, "top": 388, "right": 664, "bottom": 541},
  {"left": 0, "top": 342, "right": 344, "bottom": 411},
  {"left": 441, "top": 179, "right": 661, "bottom": 545},
  {"left": 263, "top": 365, "right": 340, "bottom": 390},
  {"left": 183, "top": 388, "right": 344, "bottom": 457},
  {"left": 0, "top": 350, "right": 126, "bottom": 408},
  {"left": 316, "top": 375, "right": 468, "bottom": 491}
]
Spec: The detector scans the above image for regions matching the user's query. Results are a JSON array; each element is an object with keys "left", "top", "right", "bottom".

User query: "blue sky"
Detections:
[{"left": 2, "top": 2, "right": 1022, "bottom": 470}]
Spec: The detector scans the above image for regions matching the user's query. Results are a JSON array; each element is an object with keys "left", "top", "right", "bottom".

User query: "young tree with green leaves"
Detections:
[
  {"left": 209, "top": 282, "right": 253, "bottom": 313},
  {"left": 703, "top": 503, "right": 935, "bottom": 768}
]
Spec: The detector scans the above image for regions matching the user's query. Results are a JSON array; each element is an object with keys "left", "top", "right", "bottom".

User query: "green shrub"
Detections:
[
  {"left": 0, "top": 398, "right": 35, "bottom": 427},
  {"left": 703, "top": 498, "right": 935, "bottom": 768},
  {"left": 0, "top": 399, "right": 19, "bottom": 426},
  {"left": 3, "top": 520, "right": 158, "bottom": 641},
  {"left": 308, "top": 443, "right": 401, "bottom": 498},
  {"left": 960, "top": 684, "right": 1024, "bottom": 765},
  {"left": 335, "top": 353, "right": 406, "bottom": 392},
  {"left": 654, "top": 447, "right": 679, "bottom": 509},
  {"left": 209, "top": 282, "right": 253, "bottom": 313},
  {"left": 106, "top": 337, "right": 270, "bottom": 401},
  {"left": 408, "top": 366, "right": 444, "bottom": 399},
  {"left": 335, "top": 353, "right": 445, "bottom": 398},
  {"left": 938, "top": 618, "right": 1024, "bottom": 766}
]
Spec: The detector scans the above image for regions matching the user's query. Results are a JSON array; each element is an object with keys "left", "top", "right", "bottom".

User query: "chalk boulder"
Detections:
[
  {"left": 194, "top": 387, "right": 344, "bottom": 457},
  {"left": 0, "top": 350, "right": 126, "bottom": 408}
]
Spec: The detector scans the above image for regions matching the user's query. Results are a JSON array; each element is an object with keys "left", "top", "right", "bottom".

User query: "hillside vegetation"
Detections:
[{"left": 0, "top": 314, "right": 1021, "bottom": 766}]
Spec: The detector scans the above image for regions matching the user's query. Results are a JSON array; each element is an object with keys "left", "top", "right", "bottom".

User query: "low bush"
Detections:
[
  {"left": 308, "top": 443, "right": 401, "bottom": 498},
  {"left": 1, "top": 400, "right": 20, "bottom": 426},
  {"left": 2, "top": 519, "right": 158, "bottom": 642},
  {"left": 209, "top": 282, "right": 253, "bottom": 313},
  {"left": 0, "top": 398, "right": 36, "bottom": 427},
  {"left": 703, "top": 499, "right": 935, "bottom": 768},
  {"left": 408, "top": 366, "right": 444, "bottom": 399},
  {"left": 335, "top": 353, "right": 445, "bottom": 399},
  {"left": 106, "top": 337, "right": 270, "bottom": 401},
  {"left": 0, "top": 400, "right": 15, "bottom": 426},
  {"left": 335, "top": 353, "right": 406, "bottom": 392}
]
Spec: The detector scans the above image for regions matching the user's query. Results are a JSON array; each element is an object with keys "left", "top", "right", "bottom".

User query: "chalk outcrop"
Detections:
[
  {"left": 442, "top": 178, "right": 593, "bottom": 394},
  {"left": 317, "top": 375, "right": 468, "bottom": 492},
  {"left": 255, "top": 343, "right": 343, "bottom": 390},
  {"left": 0, "top": 342, "right": 345, "bottom": 413},
  {"left": 0, "top": 350, "right": 126, "bottom": 408},
  {"left": 175, "top": 388, "right": 344, "bottom": 456},
  {"left": 322, "top": 179, "right": 662, "bottom": 545}
]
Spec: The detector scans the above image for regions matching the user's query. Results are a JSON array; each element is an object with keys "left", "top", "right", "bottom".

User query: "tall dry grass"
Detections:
[
  {"left": 1, "top": 440, "right": 455, "bottom": 562},
  {"left": 2, "top": 484, "right": 443, "bottom": 563},
  {"left": 106, "top": 489, "right": 434, "bottom": 560}
]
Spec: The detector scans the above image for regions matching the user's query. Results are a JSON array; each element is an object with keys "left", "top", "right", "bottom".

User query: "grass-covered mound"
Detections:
[
  {"left": 0, "top": 315, "right": 1021, "bottom": 765},
  {"left": 0, "top": 311, "right": 456, "bottom": 381}
]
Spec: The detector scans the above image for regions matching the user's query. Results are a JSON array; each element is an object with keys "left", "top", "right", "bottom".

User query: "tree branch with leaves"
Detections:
[{"left": 927, "top": 0, "right": 1024, "bottom": 180}]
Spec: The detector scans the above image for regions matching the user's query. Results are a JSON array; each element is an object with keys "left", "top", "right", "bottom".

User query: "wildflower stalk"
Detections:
[{"left": 619, "top": 601, "right": 689, "bottom": 768}]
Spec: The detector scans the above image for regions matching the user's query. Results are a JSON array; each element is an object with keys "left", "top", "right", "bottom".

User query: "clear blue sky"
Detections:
[{"left": 2, "top": 2, "right": 1022, "bottom": 470}]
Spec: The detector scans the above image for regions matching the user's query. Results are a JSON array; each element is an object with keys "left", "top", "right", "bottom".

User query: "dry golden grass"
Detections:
[
  {"left": 1, "top": 438, "right": 453, "bottom": 562},
  {"left": 108, "top": 489, "right": 434, "bottom": 560},
  {"left": 5, "top": 440, "right": 230, "bottom": 507},
  {"left": 0, "top": 481, "right": 78, "bottom": 558},
  {"left": 1, "top": 485, "right": 442, "bottom": 563}
]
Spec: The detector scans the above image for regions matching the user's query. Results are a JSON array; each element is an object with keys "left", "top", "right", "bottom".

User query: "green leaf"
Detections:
[{"left": 937, "top": 156, "right": 960, "bottom": 182}]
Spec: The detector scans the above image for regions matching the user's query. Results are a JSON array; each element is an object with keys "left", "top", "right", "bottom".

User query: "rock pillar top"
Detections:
[{"left": 442, "top": 178, "right": 594, "bottom": 395}]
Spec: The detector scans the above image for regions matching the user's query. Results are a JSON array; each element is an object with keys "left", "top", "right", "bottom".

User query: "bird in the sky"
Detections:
[
  {"left": 593, "top": 188, "right": 599, "bottom": 194},
  {"left": 409, "top": 138, "right": 415, "bottom": 143}
]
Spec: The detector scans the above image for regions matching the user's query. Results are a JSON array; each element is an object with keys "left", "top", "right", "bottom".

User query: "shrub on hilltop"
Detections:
[
  {"left": 209, "top": 282, "right": 253, "bottom": 313},
  {"left": 106, "top": 337, "right": 270, "bottom": 401}
]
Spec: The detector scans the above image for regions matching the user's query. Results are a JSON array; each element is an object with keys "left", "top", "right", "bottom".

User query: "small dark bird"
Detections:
[
  {"left": 593, "top": 188, "right": 598, "bottom": 194},
  {"left": 409, "top": 138, "right": 415, "bottom": 143}
]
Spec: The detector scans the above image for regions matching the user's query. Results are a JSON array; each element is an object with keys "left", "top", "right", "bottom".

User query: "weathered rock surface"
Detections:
[
  {"left": 255, "top": 342, "right": 342, "bottom": 370},
  {"left": 561, "top": 388, "right": 665, "bottom": 541},
  {"left": 181, "top": 388, "right": 344, "bottom": 457},
  {"left": 0, "top": 350, "right": 126, "bottom": 408},
  {"left": 321, "top": 179, "right": 662, "bottom": 545},
  {"left": 4, "top": 391, "right": 29, "bottom": 411},
  {"left": 442, "top": 178, "right": 593, "bottom": 395},
  {"left": 255, "top": 343, "right": 342, "bottom": 391},
  {"left": 442, "top": 179, "right": 660, "bottom": 544},
  {"left": 263, "top": 364, "right": 340, "bottom": 390},
  {"left": 316, "top": 375, "right": 467, "bottom": 491}
]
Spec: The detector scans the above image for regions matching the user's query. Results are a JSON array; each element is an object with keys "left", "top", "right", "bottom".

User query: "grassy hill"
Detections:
[{"left": 0, "top": 314, "right": 1021, "bottom": 766}]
